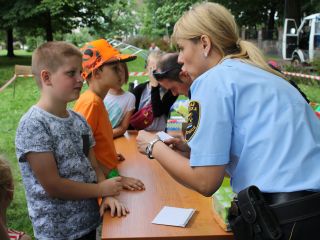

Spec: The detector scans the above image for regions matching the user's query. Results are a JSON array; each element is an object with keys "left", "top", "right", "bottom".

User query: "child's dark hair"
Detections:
[{"left": 156, "top": 53, "right": 183, "bottom": 82}]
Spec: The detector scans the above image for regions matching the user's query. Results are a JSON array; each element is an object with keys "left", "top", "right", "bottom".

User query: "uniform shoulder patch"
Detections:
[{"left": 185, "top": 100, "right": 200, "bottom": 141}]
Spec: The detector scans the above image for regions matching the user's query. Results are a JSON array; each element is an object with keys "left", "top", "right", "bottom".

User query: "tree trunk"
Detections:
[
  {"left": 6, "top": 28, "right": 15, "bottom": 57},
  {"left": 267, "top": 8, "right": 276, "bottom": 40},
  {"left": 285, "top": 0, "right": 301, "bottom": 26},
  {"left": 45, "top": 11, "right": 53, "bottom": 41}
]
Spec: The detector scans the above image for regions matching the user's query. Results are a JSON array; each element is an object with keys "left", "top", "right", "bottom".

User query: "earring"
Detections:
[{"left": 204, "top": 52, "right": 208, "bottom": 58}]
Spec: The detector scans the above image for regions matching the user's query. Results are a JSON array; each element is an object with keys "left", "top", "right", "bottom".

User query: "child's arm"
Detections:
[
  {"left": 113, "top": 110, "right": 135, "bottom": 138},
  {"left": 87, "top": 148, "right": 106, "bottom": 182},
  {"left": 26, "top": 152, "right": 123, "bottom": 199}
]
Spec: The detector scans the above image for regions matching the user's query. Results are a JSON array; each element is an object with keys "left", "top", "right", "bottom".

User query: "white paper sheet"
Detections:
[{"left": 152, "top": 206, "right": 196, "bottom": 227}]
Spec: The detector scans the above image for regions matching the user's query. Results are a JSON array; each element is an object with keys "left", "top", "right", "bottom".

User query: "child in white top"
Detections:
[{"left": 104, "top": 63, "right": 136, "bottom": 138}]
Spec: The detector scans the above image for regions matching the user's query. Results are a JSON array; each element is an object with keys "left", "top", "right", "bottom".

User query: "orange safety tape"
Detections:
[{"left": 283, "top": 71, "right": 320, "bottom": 81}]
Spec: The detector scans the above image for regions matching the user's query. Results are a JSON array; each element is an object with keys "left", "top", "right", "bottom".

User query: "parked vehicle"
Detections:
[{"left": 282, "top": 13, "right": 320, "bottom": 66}]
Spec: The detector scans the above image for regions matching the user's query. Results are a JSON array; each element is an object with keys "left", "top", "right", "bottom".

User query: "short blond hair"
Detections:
[
  {"left": 32, "top": 41, "right": 82, "bottom": 88},
  {"left": 146, "top": 51, "right": 163, "bottom": 69},
  {"left": 172, "top": 2, "right": 283, "bottom": 78},
  {"left": 0, "top": 156, "right": 13, "bottom": 201}
]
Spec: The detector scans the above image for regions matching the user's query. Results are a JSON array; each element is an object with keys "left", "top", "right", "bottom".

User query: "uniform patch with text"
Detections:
[{"left": 185, "top": 101, "right": 200, "bottom": 141}]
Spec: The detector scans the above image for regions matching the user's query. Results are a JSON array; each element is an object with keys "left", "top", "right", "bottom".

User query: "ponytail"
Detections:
[{"left": 225, "top": 40, "right": 284, "bottom": 78}]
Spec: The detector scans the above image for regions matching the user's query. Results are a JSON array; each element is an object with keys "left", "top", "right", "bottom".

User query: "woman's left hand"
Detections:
[
  {"left": 136, "top": 130, "right": 158, "bottom": 154},
  {"left": 148, "top": 66, "right": 159, "bottom": 87}
]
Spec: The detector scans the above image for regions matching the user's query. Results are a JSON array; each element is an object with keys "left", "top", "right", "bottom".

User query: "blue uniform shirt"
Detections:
[{"left": 187, "top": 59, "right": 320, "bottom": 193}]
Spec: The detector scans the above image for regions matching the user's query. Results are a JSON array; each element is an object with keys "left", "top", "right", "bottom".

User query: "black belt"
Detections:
[
  {"left": 263, "top": 191, "right": 320, "bottom": 224},
  {"left": 262, "top": 191, "right": 314, "bottom": 205}
]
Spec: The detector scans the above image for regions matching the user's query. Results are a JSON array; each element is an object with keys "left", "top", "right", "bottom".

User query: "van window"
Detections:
[{"left": 315, "top": 21, "right": 320, "bottom": 35}]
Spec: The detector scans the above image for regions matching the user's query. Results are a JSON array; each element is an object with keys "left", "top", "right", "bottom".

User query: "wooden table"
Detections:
[{"left": 102, "top": 131, "right": 233, "bottom": 240}]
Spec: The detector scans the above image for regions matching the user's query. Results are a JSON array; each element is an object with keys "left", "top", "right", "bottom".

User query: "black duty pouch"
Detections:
[{"left": 228, "top": 185, "right": 282, "bottom": 240}]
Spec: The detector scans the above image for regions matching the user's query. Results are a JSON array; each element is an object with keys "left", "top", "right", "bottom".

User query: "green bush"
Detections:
[
  {"left": 126, "top": 36, "right": 150, "bottom": 49},
  {"left": 13, "top": 42, "right": 22, "bottom": 50},
  {"left": 312, "top": 58, "right": 320, "bottom": 72},
  {"left": 25, "top": 36, "right": 44, "bottom": 52}
]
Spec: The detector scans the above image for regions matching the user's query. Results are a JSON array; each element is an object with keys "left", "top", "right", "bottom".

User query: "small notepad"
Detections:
[{"left": 152, "top": 206, "right": 196, "bottom": 227}]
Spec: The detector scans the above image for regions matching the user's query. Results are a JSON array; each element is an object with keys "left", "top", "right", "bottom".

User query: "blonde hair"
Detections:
[
  {"left": 146, "top": 51, "right": 163, "bottom": 69},
  {"left": 172, "top": 2, "right": 283, "bottom": 78},
  {"left": 32, "top": 41, "right": 82, "bottom": 88},
  {"left": 0, "top": 156, "right": 13, "bottom": 201}
]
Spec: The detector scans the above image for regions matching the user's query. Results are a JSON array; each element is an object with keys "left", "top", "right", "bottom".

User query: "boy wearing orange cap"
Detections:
[{"left": 74, "top": 39, "right": 145, "bottom": 191}]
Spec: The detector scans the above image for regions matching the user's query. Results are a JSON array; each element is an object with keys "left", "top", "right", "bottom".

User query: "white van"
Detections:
[{"left": 282, "top": 13, "right": 320, "bottom": 65}]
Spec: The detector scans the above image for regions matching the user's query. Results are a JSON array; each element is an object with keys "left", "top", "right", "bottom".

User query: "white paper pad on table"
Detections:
[{"left": 152, "top": 206, "right": 196, "bottom": 227}]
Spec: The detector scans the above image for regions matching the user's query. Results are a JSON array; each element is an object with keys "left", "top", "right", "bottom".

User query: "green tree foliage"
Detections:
[
  {"left": 9, "top": 0, "right": 112, "bottom": 41},
  {"left": 139, "top": 0, "right": 198, "bottom": 38},
  {"left": 139, "top": 0, "right": 319, "bottom": 41},
  {"left": 139, "top": 0, "right": 165, "bottom": 37},
  {"left": 0, "top": 0, "right": 119, "bottom": 53},
  {"left": 64, "top": 28, "right": 94, "bottom": 48},
  {"left": 101, "top": 0, "right": 139, "bottom": 39},
  {"left": 155, "top": 1, "right": 198, "bottom": 36}
]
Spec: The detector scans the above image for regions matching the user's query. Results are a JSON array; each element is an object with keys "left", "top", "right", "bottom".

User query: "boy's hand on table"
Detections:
[
  {"left": 100, "top": 197, "right": 129, "bottom": 217},
  {"left": 98, "top": 177, "right": 123, "bottom": 196},
  {"left": 117, "top": 153, "right": 125, "bottom": 161},
  {"left": 121, "top": 176, "right": 145, "bottom": 191}
]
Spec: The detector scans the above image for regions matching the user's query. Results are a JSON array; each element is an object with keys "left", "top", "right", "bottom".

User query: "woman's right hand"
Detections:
[
  {"left": 98, "top": 177, "right": 123, "bottom": 197},
  {"left": 164, "top": 137, "right": 191, "bottom": 157}
]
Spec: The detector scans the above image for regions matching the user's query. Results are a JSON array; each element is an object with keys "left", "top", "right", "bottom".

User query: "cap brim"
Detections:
[
  {"left": 118, "top": 54, "right": 137, "bottom": 63},
  {"left": 104, "top": 54, "right": 137, "bottom": 65}
]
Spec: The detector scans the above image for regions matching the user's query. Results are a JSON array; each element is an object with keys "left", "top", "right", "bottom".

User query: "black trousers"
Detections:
[{"left": 279, "top": 215, "right": 320, "bottom": 240}]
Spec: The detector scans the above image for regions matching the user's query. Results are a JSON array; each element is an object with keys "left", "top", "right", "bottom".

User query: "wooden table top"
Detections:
[{"left": 101, "top": 131, "right": 233, "bottom": 240}]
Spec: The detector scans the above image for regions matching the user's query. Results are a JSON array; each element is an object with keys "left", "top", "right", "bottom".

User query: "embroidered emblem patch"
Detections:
[{"left": 185, "top": 101, "right": 200, "bottom": 141}]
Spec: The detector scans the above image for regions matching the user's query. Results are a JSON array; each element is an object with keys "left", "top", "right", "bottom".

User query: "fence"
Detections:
[{"left": 108, "top": 39, "right": 148, "bottom": 60}]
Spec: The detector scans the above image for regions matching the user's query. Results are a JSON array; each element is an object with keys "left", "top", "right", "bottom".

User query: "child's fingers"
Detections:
[
  {"left": 121, "top": 204, "right": 129, "bottom": 216},
  {"left": 112, "top": 176, "right": 122, "bottom": 182},
  {"left": 123, "top": 181, "right": 144, "bottom": 191},
  {"left": 109, "top": 203, "right": 116, "bottom": 217},
  {"left": 99, "top": 204, "right": 105, "bottom": 217},
  {"left": 123, "top": 183, "right": 135, "bottom": 191},
  {"left": 131, "top": 181, "right": 145, "bottom": 190},
  {"left": 114, "top": 201, "right": 123, "bottom": 217}
]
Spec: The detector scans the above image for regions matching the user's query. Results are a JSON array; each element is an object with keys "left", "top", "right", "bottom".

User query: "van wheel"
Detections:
[{"left": 291, "top": 56, "right": 302, "bottom": 67}]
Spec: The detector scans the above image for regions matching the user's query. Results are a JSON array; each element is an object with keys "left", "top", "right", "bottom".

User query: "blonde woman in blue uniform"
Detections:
[{"left": 137, "top": 2, "right": 320, "bottom": 240}]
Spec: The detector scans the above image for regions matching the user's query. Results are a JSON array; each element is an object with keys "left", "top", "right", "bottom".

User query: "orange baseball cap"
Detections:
[{"left": 81, "top": 39, "right": 136, "bottom": 79}]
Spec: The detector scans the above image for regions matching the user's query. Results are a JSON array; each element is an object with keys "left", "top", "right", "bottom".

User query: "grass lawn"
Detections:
[{"left": 0, "top": 50, "right": 319, "bottom": 238}]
